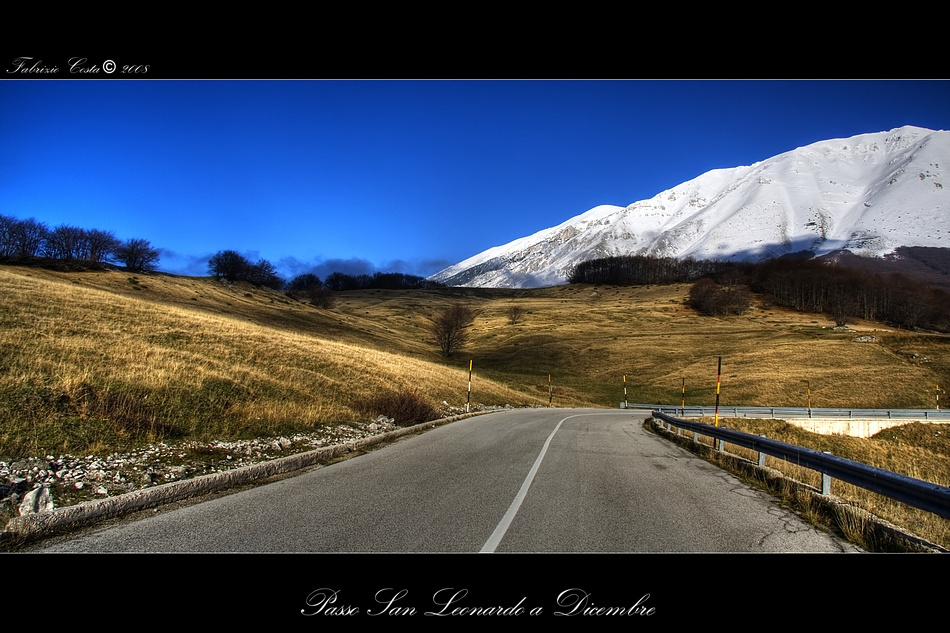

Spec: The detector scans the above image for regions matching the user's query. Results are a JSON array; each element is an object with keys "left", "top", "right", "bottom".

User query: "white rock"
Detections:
[{"left": 18, "top": 486, "right": 53, "bottom": 515}]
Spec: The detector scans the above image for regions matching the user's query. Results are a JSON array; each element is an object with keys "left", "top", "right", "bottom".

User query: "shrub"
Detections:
[
  {"left": 688, "top": 277, "right": 751, "bottom": 316},
  {"left": 307, "top": 286, "right": 336, "bottom": 309},
  {"left": 354, "top": 388, "right": 441, "bottom": 426},
  {"left": 287, "top": 273, "right": 334, "bottom": 307}
]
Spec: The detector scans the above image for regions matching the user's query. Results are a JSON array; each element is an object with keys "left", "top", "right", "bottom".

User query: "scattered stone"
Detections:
[
  {"left": 0, "top": 405, "right": 505, "bottom": 513},
  {"left": 18, "top": 486, "right": 53, "bottom": 516}
]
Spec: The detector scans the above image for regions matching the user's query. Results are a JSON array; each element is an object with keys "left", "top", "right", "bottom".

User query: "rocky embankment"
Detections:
[
  {"left": 6, "top": 428, "right": 379, "bottom": 517},
  {"left": 0, "top": 419, "right": 395, "bottom": 521},
  {"left": 0, "top": 404, "right": 506, "bottom": 525}
]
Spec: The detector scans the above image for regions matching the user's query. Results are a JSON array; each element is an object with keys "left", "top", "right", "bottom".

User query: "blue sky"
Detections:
[{"left": 2, "top": 79, "right": 949, "bottom": 281}]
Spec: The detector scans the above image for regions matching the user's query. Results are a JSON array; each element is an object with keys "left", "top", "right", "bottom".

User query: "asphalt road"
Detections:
[{"left": 32, "top": 408, "right": 859, "bottom": 553}]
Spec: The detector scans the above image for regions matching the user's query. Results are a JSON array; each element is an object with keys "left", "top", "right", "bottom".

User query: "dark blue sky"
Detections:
[{"left": 2, "top": 79, "right": 948, "bottom": 280}]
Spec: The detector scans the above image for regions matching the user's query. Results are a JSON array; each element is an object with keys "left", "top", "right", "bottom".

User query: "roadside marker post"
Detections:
[
  {"left": 714, "top": 357, "right": 722, "bottom": 451},
  {"left": 467, "top": 359, "right": 473, "bottom": 413},
  {"left": 714, "top": 356, "right": 721, "bottom": 427},
  {"left": 681, "top": 377, "right": 685, "bottom": 416}
]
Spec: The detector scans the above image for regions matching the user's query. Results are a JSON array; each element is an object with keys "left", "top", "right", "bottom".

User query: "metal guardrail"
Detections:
[
  {"left": 622, "top": 403, "right": 950, "bottom": 421},
  {"left": 650, "top": 410, "right": 950, "bottom": 520}
]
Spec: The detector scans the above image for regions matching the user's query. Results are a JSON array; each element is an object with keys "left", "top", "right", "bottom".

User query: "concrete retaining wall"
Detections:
[{"left": 781, "top": 418, "right": 934, "bottom": 438}]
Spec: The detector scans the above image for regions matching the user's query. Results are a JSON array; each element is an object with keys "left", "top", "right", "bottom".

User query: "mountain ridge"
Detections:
[{"left": 431, "top": 125, "right": 948, "bottom": 288}]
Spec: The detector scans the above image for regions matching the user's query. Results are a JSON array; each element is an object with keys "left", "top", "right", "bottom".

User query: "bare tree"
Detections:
[
  {"left": 7, "top": 217, "right": 48, "bottom": 257},
  {"left": 287, "top": 273, "right": 323, "bottom": 296},
  {"left": 86, "top": 229, "right": 121, "bottom": 264},
  {"left": 507, "top": 305, "right": 525, "bottom": 325},
  {"left": 208, "top": 249, "right": 252, "bottom": 281},
  {"left": 431, "top": 303, "right": 476, "bottom": 357},
  {"left": 114, "top": 238, "right": 160, "bottom": 272},
  {"left": 44, "top": 225, "right": 89, "bottom": 261},
  {"left": 248, "top": 257, "right": 283, "bottom": 289},
  {"left": 0, "top": 214, "right": 17, "bottom": 256}
]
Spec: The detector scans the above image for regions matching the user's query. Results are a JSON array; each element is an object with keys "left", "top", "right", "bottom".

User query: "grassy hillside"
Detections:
[
  {"left": 2, "top": 265, "right": 949, "bottom": 460},
  {"left": 0, "top": 267, "right": 547, "bottom": 459},
  {"left": 425, "top": 282, "right": 949, "bottom": 411}
]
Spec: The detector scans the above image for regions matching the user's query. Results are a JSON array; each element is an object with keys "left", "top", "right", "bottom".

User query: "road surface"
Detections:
[{"left": 32, "top": 408, "right": 858, "bottom": 553}]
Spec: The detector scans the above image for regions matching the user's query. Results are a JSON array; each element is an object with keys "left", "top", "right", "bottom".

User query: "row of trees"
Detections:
[
  {"left": 749, "top": 258, "right": 950, "bottom": 331},
  {"left": 207, "top": 250, "right": 444, "bottom": 298},
  {"left": 322, "top": 271, "right": 446, "bottom": 291},
  {"left": 567, "top": 254, "right": 734, "bottom": 286},
  {"left": 3, "top": 215, "right": 442, "bottom": 300},
  {"left": 689, "top": 258, "right": 950, "bottom": 331},
  {"left": 207, "top": 249, "right": 283, "bottom": 289},
  {"left": 568, "top": 252, "right": 950, "bottom": 332},
  {"left": 0, "top": 214, "right": 160, "bottom": 272}
]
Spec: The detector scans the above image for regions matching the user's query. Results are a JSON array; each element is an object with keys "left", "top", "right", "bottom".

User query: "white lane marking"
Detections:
[{"left": 480, "top": 412, "right": 630, "bottom": 553}]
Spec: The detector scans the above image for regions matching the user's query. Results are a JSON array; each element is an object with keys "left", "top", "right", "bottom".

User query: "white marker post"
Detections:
[{"left": 467, "top": 359, "right": 473, "bottom": 413}]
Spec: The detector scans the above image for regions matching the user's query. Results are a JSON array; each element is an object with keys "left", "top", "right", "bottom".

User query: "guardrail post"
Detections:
[
  {"left": 821, "top": 451, "right": 832, "bottom": 495},
  {"left": 693, "top": 431, "right": 698, "bottom": 443},
  {"left": 758, "top": 436, "right": 766, "bottom": 466}
]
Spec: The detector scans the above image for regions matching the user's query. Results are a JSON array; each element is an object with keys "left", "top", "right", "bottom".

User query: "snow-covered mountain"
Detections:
[{"left": 431, "top": 125, "right": 949, "bottom": 288}]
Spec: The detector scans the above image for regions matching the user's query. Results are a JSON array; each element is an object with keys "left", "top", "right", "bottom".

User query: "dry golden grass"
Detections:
[
  {"left": 0, "top": 267, "right": 540, "bottom": 458},
  {"left": 3, "top": 265, "right": 949, "bottom": 466},
  {"left": 457, "top": 283, "right": 948, "bottom": 410}
]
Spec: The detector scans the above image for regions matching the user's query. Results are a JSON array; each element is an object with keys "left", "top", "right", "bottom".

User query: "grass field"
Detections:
[
  {"left": 344, "top": 281, "right": 950, "bottom": 411},
  {"left": 3, "top": 264, "right": 948, "bottom": 461}
]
